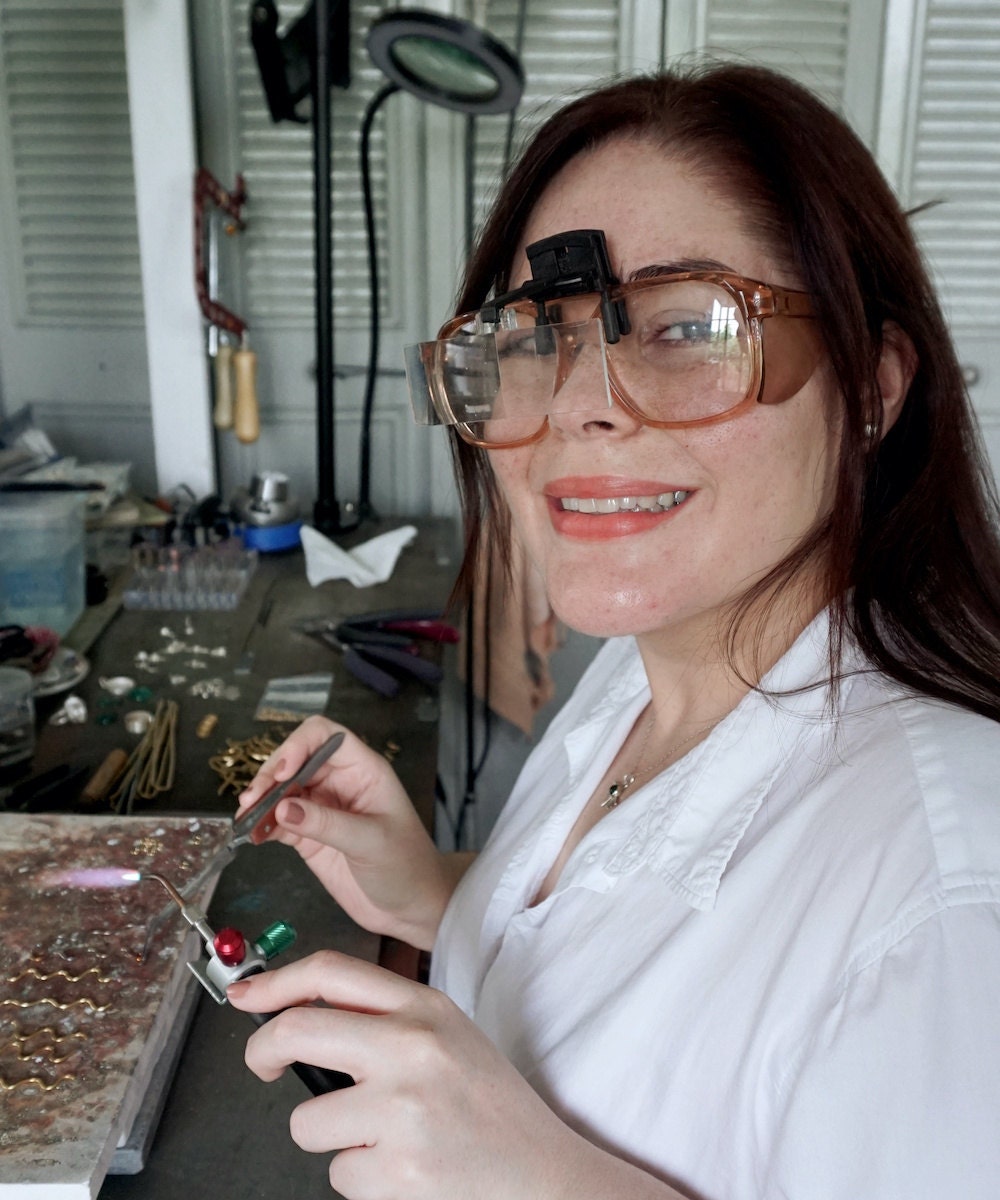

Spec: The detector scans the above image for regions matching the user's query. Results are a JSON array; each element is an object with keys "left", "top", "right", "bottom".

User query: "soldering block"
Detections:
[{"left": 0, "top": 814, "right": 232, "bottom": 1198}]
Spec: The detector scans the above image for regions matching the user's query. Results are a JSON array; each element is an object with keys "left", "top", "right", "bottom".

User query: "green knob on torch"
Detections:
[{"left": 255, "top": 920, "right": 297, "bottom": 960}]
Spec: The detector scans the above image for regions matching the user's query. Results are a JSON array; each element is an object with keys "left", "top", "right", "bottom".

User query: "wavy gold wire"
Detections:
[
  {"left": 4, "top": 966, "right": 114, "bottom": 986},
  {"left": 0, "top": 1073, "right": 76, "bottom": 1092},
  {"left": 0, "top": 996, "right": 114, "bottom": 1013}
]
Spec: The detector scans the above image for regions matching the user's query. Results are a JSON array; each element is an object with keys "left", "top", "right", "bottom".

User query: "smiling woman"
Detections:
[{"left": 230, "top": 62, "right": 1000, "bottom": 1200}]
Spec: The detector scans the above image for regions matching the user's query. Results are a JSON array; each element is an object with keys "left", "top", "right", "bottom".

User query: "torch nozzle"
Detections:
[
  {"left": 141, "top": 872, "right": 185, "bottom": 908},
  {"left": 137, "top": 872, "right": 215, "bottom": 963}
]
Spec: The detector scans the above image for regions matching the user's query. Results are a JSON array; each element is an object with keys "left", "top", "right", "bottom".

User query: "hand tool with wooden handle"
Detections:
[
  {"left": 213, "top": 342, "right": 235, "bottom": 430},
  {"left": 234, "top": 341, "right": 260, "bottom": 444}
]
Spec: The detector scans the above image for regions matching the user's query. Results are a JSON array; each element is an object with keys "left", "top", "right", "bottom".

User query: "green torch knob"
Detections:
[{"left": 254, "top": 920, "right": 297, "bottom": 961}]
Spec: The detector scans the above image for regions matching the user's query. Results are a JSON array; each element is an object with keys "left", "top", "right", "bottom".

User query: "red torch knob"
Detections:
[{"left": 214, "top": 927, "right": 246, "bottom": 966}]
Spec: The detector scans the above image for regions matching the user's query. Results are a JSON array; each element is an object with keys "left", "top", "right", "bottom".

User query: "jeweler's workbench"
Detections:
[{"left": 14, "top": 519, "right": 456, "bottom": 1200}]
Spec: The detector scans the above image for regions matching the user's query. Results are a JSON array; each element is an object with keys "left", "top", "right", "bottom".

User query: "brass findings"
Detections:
[
  {"left": 208, "top": 732, "right": 282, "bottom": 795},
  {"left": 196, "top": 713, "right": 219, "bottom": 739}
]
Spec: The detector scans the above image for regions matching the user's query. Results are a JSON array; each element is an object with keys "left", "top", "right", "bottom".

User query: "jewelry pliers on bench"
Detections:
[{"left": 297, "top": 608, "right": 459, "bottom": 698}]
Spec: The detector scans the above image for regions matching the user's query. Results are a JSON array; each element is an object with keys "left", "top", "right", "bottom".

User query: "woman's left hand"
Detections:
[{"left": 226, "top": 951, "right": 586, "bottom": 1200}]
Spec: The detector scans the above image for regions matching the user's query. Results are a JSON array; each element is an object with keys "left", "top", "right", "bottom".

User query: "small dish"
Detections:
[{"left": 32, "top": 647, "right": 90, "bottom": 697}]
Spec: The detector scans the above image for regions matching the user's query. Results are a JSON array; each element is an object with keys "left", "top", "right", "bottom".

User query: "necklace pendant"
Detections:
[{"left": 601, "top": 772, "right": 635, "bottom": 811}]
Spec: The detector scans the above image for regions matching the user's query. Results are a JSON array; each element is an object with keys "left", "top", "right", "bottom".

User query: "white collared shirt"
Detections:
[{"left": 430, "top": 614, "right": 1000, "bottom": 1199}]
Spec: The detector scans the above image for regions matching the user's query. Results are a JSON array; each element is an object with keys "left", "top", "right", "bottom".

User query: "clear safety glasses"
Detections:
[{"left": 404, "top": 273, "right": 819, "bottom": 448}]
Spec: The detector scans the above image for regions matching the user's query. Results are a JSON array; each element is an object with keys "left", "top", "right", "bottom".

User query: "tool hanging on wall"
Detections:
[{"left": 194, "top": 168, "right": 260, "bottom": 445}]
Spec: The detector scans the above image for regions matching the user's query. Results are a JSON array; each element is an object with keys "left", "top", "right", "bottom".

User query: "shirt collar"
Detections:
[{"left": 593, "top": 610, "right": 859, "bottom": 911}]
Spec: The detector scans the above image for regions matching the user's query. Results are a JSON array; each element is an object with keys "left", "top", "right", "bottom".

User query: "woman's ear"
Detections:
[{"left": 876, "top": 321, "right": 918, "bottom": 436}]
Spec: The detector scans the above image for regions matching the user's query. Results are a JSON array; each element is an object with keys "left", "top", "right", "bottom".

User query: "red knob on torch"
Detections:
[{"left": 213, "top": 927, "right": 246, "bottom": 967}]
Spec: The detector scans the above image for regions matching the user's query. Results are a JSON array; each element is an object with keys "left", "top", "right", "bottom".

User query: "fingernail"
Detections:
[
  {"left": 282, "top": 800, "right": 305, "bottom": 826},
  {"left": 226, "top": 980, "right": 250, "bottom": 999}
]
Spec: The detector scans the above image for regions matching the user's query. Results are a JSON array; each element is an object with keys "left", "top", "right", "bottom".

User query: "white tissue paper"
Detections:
[{"left": 300, "top": 524, "right": 417, "bottom": 588}]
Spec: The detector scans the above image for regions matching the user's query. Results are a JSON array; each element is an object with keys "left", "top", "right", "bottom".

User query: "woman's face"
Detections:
[{"left": 487, "top": 135, "right": 841, "bottom": 644}]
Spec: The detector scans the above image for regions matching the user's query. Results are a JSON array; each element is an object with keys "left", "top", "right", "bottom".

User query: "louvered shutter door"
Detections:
[
  {"left": 0, "top": 1, "right": 143, "bottom": 326},
  {"left": 228, "top": 0, "right": 391, "bottom": 329},
  {"left": 0, "top": 0, "right": 156, "bottom": 493},
  {"left": 469, "top": 0, "right": 624, "bottom": 236},
  {"left": 904, "top": 0, "right": 1000, "bottom": 472},
  {"left": 906, "top": 2, "right": 1000, "bottom": 326}
]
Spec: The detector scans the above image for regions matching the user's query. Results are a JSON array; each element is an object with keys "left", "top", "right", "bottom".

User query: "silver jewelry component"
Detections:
[{"left": 600, "top": 714, "right": 716, "bottom": 811}]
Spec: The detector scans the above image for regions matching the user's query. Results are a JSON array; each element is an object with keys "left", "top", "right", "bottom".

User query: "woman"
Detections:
[{"left": 231, "top": 64, "right": 1000, "bottom": 1198}]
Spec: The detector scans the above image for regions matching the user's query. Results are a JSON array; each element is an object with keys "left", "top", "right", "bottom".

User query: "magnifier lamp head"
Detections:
[{"left": 366, "top": 8, "right": 524, "bottom": 115}]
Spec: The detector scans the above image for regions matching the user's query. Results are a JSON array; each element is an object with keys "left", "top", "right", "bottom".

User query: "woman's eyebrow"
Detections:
[{"left": 625, "top": 258, "right": 733, "bottom": 281}]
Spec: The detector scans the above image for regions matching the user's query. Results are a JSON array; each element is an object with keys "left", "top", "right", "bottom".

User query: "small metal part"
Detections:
[
  {"left": 124, "top": 710, "right": 153, "bottom": 735},
  {"left": 196, "top": 713, "right": 219, "bottom": 739},
  {"left": 99, "top": 675, "right": 135, "bottom": 696},
  {"left": 49, "top": 695, "right": 88, "bottom": 726}
]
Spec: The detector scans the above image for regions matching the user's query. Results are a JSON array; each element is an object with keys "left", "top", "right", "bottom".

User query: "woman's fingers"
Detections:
[
  {"left": 227, "top": 949, "right": 418, "bottom": 1016},
  {"left": 236, "top": 716, "right": 347, "bottom": 810},
  {"left": 239, "top": 1002, "right": 382, "bottom": 1089},
  {"left": 272, "top": 795, "right": 384, "bottom": 860},
  {"left": 227, "top": 952, "right": 584, "bottom": 1200},
  {"left": 288, "top": 1090, "right": 378, "bottom": 1155}
]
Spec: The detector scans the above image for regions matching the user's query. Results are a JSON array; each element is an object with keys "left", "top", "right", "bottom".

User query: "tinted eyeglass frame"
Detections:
[{"left": 429, "top": 272, "right": 819, "bottom": 449}]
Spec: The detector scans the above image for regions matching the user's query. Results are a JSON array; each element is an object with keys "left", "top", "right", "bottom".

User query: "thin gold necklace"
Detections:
[{"left": 600, "top": 714, "right": 714, "bottom": 811}]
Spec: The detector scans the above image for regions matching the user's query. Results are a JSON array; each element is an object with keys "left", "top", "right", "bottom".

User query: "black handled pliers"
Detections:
[{"left": 299, "top": 609, "right": 458, "bottom": 698}]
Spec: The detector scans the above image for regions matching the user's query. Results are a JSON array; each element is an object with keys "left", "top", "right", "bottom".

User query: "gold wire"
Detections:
[
  {"left": 4, "top": 966, "right": 113, "bottom": 986},
  {"left": 0, "top": 1072, "right": 77, "bottom": 1092},
  {"left": 0, "top": 996, "right": 113, "bottom": 1013},
  {"left": 108, "top": 698, "right": 180, "bottom": 811}
]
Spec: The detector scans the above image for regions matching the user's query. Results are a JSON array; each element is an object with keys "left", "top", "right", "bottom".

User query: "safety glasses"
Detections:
[{"left": 404, "top": 272, "right": 820, "bottom": 448}]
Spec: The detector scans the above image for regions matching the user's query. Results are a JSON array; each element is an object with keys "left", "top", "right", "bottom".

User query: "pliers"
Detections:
[{"left": 299, "top": 609, "right": 458, "bottom": 699}]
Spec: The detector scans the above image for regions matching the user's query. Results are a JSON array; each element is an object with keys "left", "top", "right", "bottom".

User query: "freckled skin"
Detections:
[{"left": 488, "top": 136, "right": 841, "bottom": 652}]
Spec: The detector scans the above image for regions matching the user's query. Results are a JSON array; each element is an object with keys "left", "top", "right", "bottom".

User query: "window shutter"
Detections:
[
  {"left": 228, "top": 0, "right": 392, "bottom": 329},
  {"left": 470, "top": 0, "right": 625, "bottom": 234},
  {"left": 905, "top": 0, "right": 1000, "bottom": 329},
  {"left": 0, "top": 0, "right": 143, "bottom": 326},
  {"left": 700, "top": 0, "right": 853, "bottom": 103}
]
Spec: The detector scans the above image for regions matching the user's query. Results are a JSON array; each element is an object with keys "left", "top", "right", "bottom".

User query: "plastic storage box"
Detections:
[{"left": 0, "top": 493, "right": 85, "bottom": 635}]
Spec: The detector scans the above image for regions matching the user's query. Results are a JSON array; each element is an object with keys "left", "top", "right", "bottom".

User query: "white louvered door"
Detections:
[
  {"left": 879, "top": 0, "right": 1000, "bottom": 476},
  {"left": 0, "top": 0, "right": 156, "bottom": 489},
  {"left": 192, "top": 0, "right": 417, "bottom": 515},
  {"left": 666, "top": 0, "right": 1000, "bottom": 484}
]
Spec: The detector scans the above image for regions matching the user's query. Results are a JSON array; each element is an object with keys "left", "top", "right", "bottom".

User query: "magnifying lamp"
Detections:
[
  {"left": 366, "top": 8, "right": 524, "bottom": 114},
  {"left": 250, "top": 4, "right": 523, "bottom": 532},
  {"left": 357, "top": 9, "right": 524, "bottom": 519}
]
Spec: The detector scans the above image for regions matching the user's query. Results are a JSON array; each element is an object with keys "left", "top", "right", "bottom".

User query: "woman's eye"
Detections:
[{"left": 648, "top": 311, "right": 714, "bottom": 343}]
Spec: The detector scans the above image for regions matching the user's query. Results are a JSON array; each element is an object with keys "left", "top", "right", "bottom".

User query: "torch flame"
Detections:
[{"left": 38, "top": 868, "right": 143, "bottom": 890}]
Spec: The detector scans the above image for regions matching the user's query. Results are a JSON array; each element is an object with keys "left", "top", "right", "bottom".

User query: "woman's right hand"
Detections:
[{"left": 236, "top": 715, "right": 470, "bottom": 950}]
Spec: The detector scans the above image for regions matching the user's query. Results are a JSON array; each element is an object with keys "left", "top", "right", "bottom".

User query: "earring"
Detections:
[{"left": 864, "top": 421, "right": 879, "bottom": 441}]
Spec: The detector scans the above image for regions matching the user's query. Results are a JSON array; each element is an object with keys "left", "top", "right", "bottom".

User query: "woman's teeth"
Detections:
[{"left": 559, "top": 491, "right": 691, "bottom": 514}]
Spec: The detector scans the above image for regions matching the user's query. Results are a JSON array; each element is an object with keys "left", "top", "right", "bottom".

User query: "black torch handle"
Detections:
[{"left": 248, "top": 1009, "right": 355, "bottom": 1095}]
